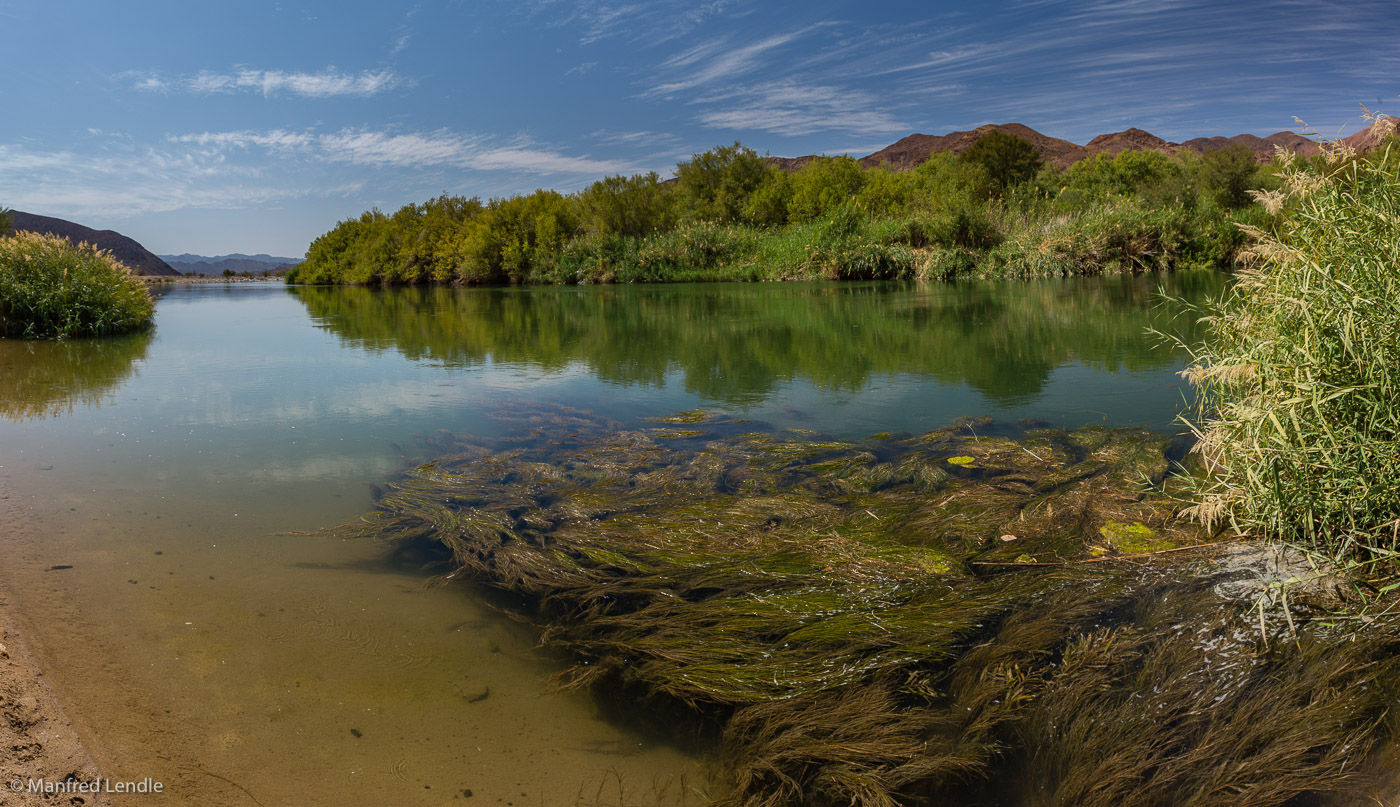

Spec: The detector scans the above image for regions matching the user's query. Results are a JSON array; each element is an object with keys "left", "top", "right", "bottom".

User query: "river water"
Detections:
[{"left": 0, "top": 274, "right": 1224, "bottom": 805}]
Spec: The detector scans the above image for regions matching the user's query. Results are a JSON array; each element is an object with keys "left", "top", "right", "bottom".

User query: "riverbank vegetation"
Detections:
[
  {"left": 290, "top": 135, "right": 1276, "bottom": 285},
  {"left": 1182, "top": 126, "right": 1400, "bottom": 571},
  {"left": 0, "top": 230, "right": 155, "bottom": 338}
]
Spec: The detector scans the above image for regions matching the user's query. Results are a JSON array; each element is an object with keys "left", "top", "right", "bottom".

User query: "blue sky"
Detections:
[{"left": 0, "top": 0, "right": 1395, "bottom": 257}]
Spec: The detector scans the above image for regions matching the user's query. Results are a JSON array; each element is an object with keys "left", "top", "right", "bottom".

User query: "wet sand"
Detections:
[
  {"left": 0, "top": 591, "right": 109, "bottom": 807},
  {"left": 0, "top": 463, "right": 706, "bottom": 807}
]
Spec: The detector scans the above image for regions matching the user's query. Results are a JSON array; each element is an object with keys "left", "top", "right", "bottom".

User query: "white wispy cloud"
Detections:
[
  {"left": 169, "top": 127, "right": 636, "bottom": 176},
  {"left": 0, "top": 141, "right": 361, "bottom": 219},
  {"left": 531, "top": 0, "right": 747, "bottom": 46},
  {"left": 644, "top": 25, "right": 830, "bottom": 97},
  {"left": 0, "top": 121, "right": 633, "bottom": 227},
  {"left": 871, "top": 44, "right": 1002, "bottom": 77},
  {"left": 590, "top": 129, "right": 682, "bottom": 148},
  {"left": 126, "top": 67, "right": 403, "bottom": 98},
  {"left": 171, "top": 130, "right": 317, "bottom": 152},
  {"left": 694, "top": 81, "right": 907, "bottom": 136}
]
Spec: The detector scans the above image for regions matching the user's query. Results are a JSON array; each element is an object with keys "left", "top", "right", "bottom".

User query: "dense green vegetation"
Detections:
[
  {"left": 1182, "top": 132, "right": 1400, "bottom": 569},
  {"left": 0, "top": 231, "right": 155, "bottom": 338},
  {"left": 290, "top": 134, "right": 1275, "bottom": 285}
]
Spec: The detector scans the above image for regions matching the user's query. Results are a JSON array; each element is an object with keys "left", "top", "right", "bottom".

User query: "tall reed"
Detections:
[
  {"left": 0, "top": 231, "right": 155, "bottom": 338},
  {"left": 1181, "top": 123, "right": 1400, "bottom": 565}
]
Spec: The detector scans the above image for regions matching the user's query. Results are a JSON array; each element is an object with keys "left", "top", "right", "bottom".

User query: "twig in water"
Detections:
[{"left": 970, "top": 540, "right": 1235, "bottom": 567}]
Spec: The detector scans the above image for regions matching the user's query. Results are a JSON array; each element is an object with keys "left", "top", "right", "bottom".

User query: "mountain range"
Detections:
[
  {"left": 777, "top": 117, "right": 1394, "bottom": 172},
  {"left": 158, "top": 253, "right": 303, "bottom": 275}
]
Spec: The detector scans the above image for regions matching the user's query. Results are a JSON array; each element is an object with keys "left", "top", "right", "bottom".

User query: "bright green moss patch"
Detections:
[
  {"left": 1099, "top": 520, "right": 1177, "bottom": 554},
  {"left": 0, "top": 231, "right": 154, "bottom": 339}
]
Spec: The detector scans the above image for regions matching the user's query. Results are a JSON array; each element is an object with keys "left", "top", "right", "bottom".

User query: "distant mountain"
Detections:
[
  {"left": 8, "top": 211, "right": 179, "bottom": 276},
  {"left": 158, "top": 253, "right": 303, "bottom": 276},
  {"left": 160, "top": 252, "right": 303, "bottom": 265},
  {"left": 769, "top": 117, "right": 1396, "bottom": 174},
  {"left": 860, "top": 122, "right": 1093, "bottom": 170}
]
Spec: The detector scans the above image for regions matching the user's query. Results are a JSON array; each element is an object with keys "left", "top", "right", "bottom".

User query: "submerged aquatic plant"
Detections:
[{"left": 344, "top": 408, "right": 1400, "bottom": 806}]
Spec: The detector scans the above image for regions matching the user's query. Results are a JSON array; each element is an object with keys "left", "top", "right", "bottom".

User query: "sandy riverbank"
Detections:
[{"left": 0, "top": 593, "right": 109, "bottom": 807}]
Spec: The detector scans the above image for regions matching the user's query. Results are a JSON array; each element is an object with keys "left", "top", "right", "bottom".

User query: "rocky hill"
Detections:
[
  {"left": 771, "top": 117, "right": 1397, "bottom": 173},
  {"left": 7, "top": 211, "right": 179, "bottom": 276}
]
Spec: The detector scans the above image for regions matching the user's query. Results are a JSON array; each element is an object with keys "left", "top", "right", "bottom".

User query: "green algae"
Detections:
[
  {"left": 341, "top": 407, "right": 1400, "bottom": 807},
  {"left": 1098, "top": 519, "right": 1177, "bottom": 554}
]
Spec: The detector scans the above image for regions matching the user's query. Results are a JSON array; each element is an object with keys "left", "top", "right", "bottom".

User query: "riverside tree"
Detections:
[{"left": 958, "top": 130, "right": 1044, "bottom": 195}]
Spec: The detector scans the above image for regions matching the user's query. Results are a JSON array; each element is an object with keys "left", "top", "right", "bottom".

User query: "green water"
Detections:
[{"left": 0, "top": 273, "right": 1224, "bottom": 805}]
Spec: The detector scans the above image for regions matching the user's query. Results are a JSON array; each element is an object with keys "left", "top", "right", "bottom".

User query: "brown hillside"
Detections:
[
  {"left": 1340, "top": 116, "right": 1399, "bottom": 150},
  {"left": 766, "top": 155, "right": 818, "bottom": 172},
  {"left": 831, "top": 117, "right": 1397, "bottom": 175},
  {"left": 1085, "top": 128, "right": 1171, "bottom": 157},
  {"left": 1177, "top": 132, "right": 1323, "bottom": 161},
  {"left": 7, "top": 211, "right": 178, "bottom": 276},
  {"left": 859, "top": 123, "right": 1089, "bottom": 170},
  {"left": 1261, "top": 131, "right": 1322, "bottom": 157}
]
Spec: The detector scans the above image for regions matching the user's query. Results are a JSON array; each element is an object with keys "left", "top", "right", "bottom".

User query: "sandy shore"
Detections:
[{"left": 0, "top": 592, "right": 109, "bottom": 807}]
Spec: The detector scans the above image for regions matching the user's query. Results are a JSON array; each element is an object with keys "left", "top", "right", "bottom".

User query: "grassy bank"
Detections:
[
  {"left": 1182, "top": 123, "right": 1400, "bottom": 572},
  {"left": 0, "top": 231, "right": 155, "bottom": 339},
  {"left": 290, "top": 137, "right": 1274, "bottom": 285}
]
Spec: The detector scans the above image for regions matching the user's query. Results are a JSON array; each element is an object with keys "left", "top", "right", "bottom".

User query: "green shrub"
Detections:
[
  {"left": 577, "top": 172, "right": 675, "bottom": 238},
  {"left": 1198, "top": 143, "right": 1264, "bottom": 209},
  {"left": 959, "top": 131, "right": 1043, "bottom": 195},
  {"left": 674, "top": 142, "right": 772, "bottom": 224},
  {"left": 1181, "top": 139, "right": 1400, "bottom": 562},
  {"left": 0, "top": 231, "right": 155, "bottom": 338},
  {"left": 788, "top": 156, "right": 868, "bottom": 223}
]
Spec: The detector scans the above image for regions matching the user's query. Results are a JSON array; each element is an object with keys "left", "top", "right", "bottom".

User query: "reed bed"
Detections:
[
  {"left": 0, "top": 231, "right": 155, "bottom": 338},
  {"left": 342, "top": 408, "right": 1400, "bottom": 806},
  {"left": 1180, "top": 128, "right": 1400, "bottom": 571}
]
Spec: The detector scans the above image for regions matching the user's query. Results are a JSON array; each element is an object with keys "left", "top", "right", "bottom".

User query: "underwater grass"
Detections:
[
  {"left": 0, "top": 231, "right": 155, "bottom": 339},
  {"left": 339, "top": 407, "right": 1400, "bottom": 806},
  {"left": 1180, "top": 125, "right": 1400, "bottom": 569}
]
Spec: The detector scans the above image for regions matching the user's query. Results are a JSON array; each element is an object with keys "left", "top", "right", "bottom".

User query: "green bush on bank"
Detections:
[
  {"left": 291, "top": 134, "right": 1280, "bottom": 286},
  {"left": 0, "top": 231, "right": 155, "bottom": 339},
  {"left": 1182, "top": 131, "right": 1400, "bottom": 563}
]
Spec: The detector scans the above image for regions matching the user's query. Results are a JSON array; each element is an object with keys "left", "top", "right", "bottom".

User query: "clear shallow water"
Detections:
[{"left": 0, "top": 274, "right": 1224, "bottom": 805}]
